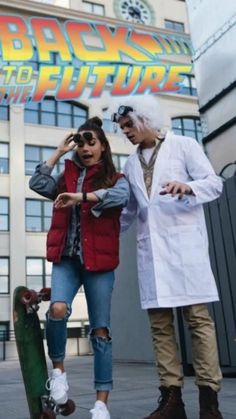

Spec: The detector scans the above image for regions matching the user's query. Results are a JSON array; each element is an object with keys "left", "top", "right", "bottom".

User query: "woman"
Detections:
[{"left": 29, "top": 117, "right": 130, "bottom": 419}]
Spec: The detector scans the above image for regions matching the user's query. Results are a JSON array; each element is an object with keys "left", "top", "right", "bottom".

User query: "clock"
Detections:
[{"left": 114, "top": 0, "right": 155, "bottom": 25}]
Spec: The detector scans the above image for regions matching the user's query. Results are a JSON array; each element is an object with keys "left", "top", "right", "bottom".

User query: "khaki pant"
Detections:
[{"left": 148, "top": 304, "right": 222, "bottom": 392}]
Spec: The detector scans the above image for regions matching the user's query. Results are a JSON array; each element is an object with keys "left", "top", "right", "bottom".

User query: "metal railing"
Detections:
[{"left": 0, "top": 325, "right": 90, "bottom": 361}]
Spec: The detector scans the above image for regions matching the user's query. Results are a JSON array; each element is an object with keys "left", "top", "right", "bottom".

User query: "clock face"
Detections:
[{"left": 114, "top": 0, "right": 155, "bottom": 25}]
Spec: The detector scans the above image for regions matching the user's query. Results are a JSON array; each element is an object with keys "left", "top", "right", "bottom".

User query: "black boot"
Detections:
[
  {"left": 143, "top": 386, "right": 187, "bottom": 419},
  {"left": 199, "top": 386, "right": 223, "bottom": 419}
]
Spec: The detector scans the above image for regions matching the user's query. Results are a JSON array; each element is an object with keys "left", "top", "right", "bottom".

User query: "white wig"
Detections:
[{"left": 109, "top": 95, "right": 164, "bottom": 133}]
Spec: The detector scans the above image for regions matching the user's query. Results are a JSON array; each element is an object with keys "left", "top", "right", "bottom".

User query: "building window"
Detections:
[
  {"left": 0, "top": 322, "right": 9, "bottom": 341},
  {"left": 82, "top": 1, "right": 105, "bottom": 15},
  {"left": 25, "top": 145, "right": 72, "bottom": 176},
  {"left": 0, "top": 142, "right": 9, "bottom": 174},
  {"left": 102, "top": 108, "right": 114, "bottom": 132},
  {"left": 0, "top": 257, "right": 9, "bottom": 294},
  {"left": 178, "top": 74, "right": 197, "bottom": 96},
  {"left": 26, "top": 199, "right": 53, "bottom": 232},
  {"left": 0, "top": 104, "right": 9, "bottom": 121},
  {"left": 112, "top": 154, "right": 128, "bottom": 172},
  {"left": 172, "top": 117, "right": 203, "bottom": 142},
  {"left": 26, "top": 258, "right": 52, "bottom": 291},
  {"left": 24, "top": 98, "right": 88, "bottom": 128},
  {"left": 0, "top": 198, "right": 9, "bottom": 231},
  {"left": 164, "top": 19, "right": 185, "bottom": 33}
]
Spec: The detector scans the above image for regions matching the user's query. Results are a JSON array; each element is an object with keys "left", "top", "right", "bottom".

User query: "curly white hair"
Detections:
[{"left": 109, "top": 95, "right": 164, "bottom": 133}]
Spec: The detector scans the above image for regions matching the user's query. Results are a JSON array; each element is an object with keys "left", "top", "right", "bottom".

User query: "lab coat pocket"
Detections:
[
  {"left": 136, "top": 234, "right": 152, "bottom": 272},
  {"left": 168, "top": 224, "right": 205, "bottom": 266}
]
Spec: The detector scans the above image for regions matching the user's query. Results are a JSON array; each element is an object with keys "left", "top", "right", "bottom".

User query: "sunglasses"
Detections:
[
  {"left": 73, "top": 132, "right": 96, "bottom": 144},
  {"left": 111, "top": 105, "right": 134, "bottom": 122}
]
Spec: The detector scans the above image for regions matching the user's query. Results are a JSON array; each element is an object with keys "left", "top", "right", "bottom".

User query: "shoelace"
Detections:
[
  {"left": 46, "top": 377, "right": 54, "bottom": 391},
  {"left": 149, "top": 392, "right": 171, "bottom": 416}
]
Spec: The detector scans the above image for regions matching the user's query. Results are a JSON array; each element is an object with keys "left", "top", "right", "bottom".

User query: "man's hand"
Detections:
[
  {"left": 54, "top": 192, "right": 82, "bottom": 208},
  {"left": 160, "top": 181, "right": 194, "bottom": 199}
]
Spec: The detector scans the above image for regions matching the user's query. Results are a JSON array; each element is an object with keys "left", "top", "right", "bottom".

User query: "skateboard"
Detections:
[{"left": 13, "top": 286, "right": 76, "bottom": 419}]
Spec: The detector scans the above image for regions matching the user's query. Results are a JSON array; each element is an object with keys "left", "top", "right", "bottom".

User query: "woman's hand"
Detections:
[
  {"left": 46, "top": 133, "right": 77, "bottom": 167},
  {"left": 54, "top": 192, "right": 82, "bottom": 208},
  {"left": 57, "top": 132, "right": 77, "bottom": 155}
]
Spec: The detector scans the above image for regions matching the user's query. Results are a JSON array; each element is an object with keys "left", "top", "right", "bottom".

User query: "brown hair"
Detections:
[{"left": 77, "top": 117, "right": 117, "bottom": 189}]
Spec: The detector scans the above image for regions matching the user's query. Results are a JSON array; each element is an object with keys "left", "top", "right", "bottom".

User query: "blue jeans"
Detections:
[{"left": 46, "top": 257, "right": 115, "bottom": 391}]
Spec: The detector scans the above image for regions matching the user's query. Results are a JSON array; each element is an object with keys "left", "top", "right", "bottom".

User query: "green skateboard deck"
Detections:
[
  {"left": 13, "top": 286, "right": 50, "bottom": 419},
  {"left": 13, "top": 286, "right": 76, "bottom": 419}
]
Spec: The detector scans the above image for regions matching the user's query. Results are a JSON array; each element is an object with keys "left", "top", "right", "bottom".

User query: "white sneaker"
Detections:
[
  {"left": 90, "top": 401, "right": 111, "bottom": 419},
  {"left": 46, "top": 368, "right": 69, "bottom": 405}
]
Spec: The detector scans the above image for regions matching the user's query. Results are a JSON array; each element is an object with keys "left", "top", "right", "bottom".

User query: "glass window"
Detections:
[
  {"left": 0, "top": 322, "right": 9, "bottom": 341},
  {"left": 24, "top": 98, "right": 88, "bottom": 129},
  {"left": 25, "top": 145, "right": 73, "bottom": 176},
  {"left": 0, "top": 104, "right": 9, "bottom": 121},
  {"left": 57, "top": 114, "right": 71, "bottom": 128},
  {"left": 57, "top": 102, "right": 71, "bottom": 114},
  {"left": 41, "top": 99, "right": 56, "bottom": 112},
  {"left": 164, "top": 19, "right": 185, "bottom": 33},
  {"left": 171, "top": 117, "right": 202, "bottom": 142},
  {"left": 102, "top": 108, "right": 114, "bottom": 133},
  {"left": 82, "top": 1, "right": 105, "bottom": 15},
  {"left": 26, "top": 258, "right": 52, "bottom": 291},
  {"left": 177, "top": 74, "right": 197, "bottom": 96},
  {"left": 26, "top": 199, "right": 53, "bottom": 232},
  {"left": 0, "top": 198, "right": 9, "bottom": 231},
  {"left": 0, "top": 142, "right": 9, "bottom": 174},
  {"left": 0, "top": 258, "right": 9, "bottom": 294},
  {"left": 112, "top": 154, "right": 128, "bottom": 172},
  {"left": 41, "top": 112, "right": 56, "bottom": 126}
]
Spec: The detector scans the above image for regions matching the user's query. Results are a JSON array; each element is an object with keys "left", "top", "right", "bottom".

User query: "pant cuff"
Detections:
[{"left": 94, "top": 381, "right": 113, "bottom": 391}]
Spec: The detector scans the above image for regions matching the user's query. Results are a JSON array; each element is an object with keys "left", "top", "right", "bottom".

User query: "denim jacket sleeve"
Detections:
[
  {"left": 29, "top": 162, "right": 61, "bottom": 200},
  {"left": 91, "top": 177, "right": 130, "bottom": 218}
]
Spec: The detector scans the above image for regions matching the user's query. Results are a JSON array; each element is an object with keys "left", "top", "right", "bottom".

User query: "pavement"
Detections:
[{"left": 0, "top": 356, "right": 235, "bottom": 419}]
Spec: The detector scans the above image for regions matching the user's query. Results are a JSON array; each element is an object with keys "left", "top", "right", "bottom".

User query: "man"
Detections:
[{"left": 111, "top": 96, "right": 224, "bottom": 419}]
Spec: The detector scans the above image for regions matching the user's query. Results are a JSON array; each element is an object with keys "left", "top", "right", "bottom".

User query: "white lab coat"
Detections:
[{"left": 121, "top": 131, "right": 223, "bottom": 309}]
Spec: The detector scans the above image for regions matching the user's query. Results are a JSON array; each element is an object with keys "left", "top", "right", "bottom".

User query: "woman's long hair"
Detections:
[{"left": 77, "top": 116, "right": 117, "bottom": 189}]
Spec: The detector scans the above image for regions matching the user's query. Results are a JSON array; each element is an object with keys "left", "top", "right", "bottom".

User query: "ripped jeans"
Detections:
[{"left": 46, "top": 256, "right": 114, "bottom": 391}]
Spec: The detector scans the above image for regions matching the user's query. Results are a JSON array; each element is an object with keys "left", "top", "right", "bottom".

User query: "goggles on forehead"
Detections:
[
  {"left": 111, "top": 105, "right": 134, "bottom": 123},
  {"left": 73, "top": 132, "right": 94, "bottom": 144}
]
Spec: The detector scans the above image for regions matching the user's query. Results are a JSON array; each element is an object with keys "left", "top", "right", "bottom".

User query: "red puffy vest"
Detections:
[{"left": 46, "top": 160, "right": 123, "bottom": 271}]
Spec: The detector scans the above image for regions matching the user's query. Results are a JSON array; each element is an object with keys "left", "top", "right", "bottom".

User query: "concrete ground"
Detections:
[{"left": 0, "top": 356, "right": 235, "bottom": 419}]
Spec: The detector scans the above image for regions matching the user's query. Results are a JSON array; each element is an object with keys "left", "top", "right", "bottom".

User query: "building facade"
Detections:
[
  {"left": 0, "top": 0, "right": 201, "bottom": 354},
  {"left": 185, "top": 0, "right": 236, "bottom": 176}
]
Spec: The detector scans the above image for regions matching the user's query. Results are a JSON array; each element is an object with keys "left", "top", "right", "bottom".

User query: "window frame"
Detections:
[
  {"left": 164, "top": 19, "right": 185, "bottom": 33},
  {"left": 0, "top": 257, "right": 10, "bottom": 294},
  {"left": 112, "top": 154, "right": 129, "bottom": 172},
  {"left": 24, "top": 97, "right": 88, "bottom": 129},
  {"left": 0, "top": 321, "right": 10, "bottom": 341},
  {"left": 0, "top": 104, "right": 10, "bottom": 121},
  {"left": 0, "top": 197, "right": 9, "bottom": 232},
  {"left": 171, "top": 116, "right": 202, "bottom": 142},
  {"left": 25, "top": 198, "right": 53, "bottom": 232},
  {"left": 82, "top": 0, "right": 105, "bottom": 15},
  {"left": 178, "top": 74, "right": 197, "bottom": 96},
  {"left": 26, "top": 257, "right": 52, "bottom": 291},
  {"left": 25, "top": 144, "right": 72, "bottom": 176},
  {"left": 0, "top": 142, "right": 9, "bottom": 174}
]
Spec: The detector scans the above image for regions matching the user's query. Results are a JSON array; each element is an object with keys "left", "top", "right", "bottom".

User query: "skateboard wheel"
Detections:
[
  {"left": 61, "top": 399, "right": 76, "bottom": 416},
  {"left": 42, "top": 408, "right": 56, "bottom": 419},
  {"left": 40, "top": 288, "right": 51, "bottom": 301},
  {"left": 21, "top": 289, "right": 38, "bottom": 304}
]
